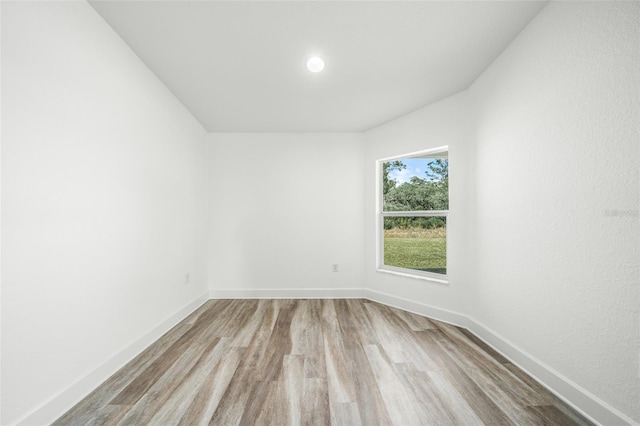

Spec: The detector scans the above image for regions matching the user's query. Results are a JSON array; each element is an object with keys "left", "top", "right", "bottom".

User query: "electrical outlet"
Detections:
[
  {"left": 332, "top": 264, "right": 339, "bottom": 273},
  {"left": 185, "top": 273, "right": 190, "bottom": 285}
]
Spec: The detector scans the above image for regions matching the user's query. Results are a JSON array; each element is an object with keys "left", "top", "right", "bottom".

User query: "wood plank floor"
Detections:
[{"left": 55, "top": 299, "right": 593, "bottom": 426}]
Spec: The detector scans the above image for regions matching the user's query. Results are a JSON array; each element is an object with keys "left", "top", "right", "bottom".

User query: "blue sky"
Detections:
[{"left": 388, "top": 158, "right": 435, "bottom": 184}]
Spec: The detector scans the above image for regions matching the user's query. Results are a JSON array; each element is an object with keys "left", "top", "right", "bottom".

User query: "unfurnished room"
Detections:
[{"left": 1, "top": 1, "right": 639, "bottom": 425}]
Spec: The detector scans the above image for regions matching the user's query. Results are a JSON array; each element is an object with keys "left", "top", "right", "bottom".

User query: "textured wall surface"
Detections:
[
  {"left": 207, "top": 133, "right": 365, "bottom": 293},
  {"left": 1, "top": 2, "right": 208, "bottom": 424},
  {"left": 469, "top": 1, "right": 639, "bottom": 421},
  {"left": 363, "top": 1, "right": 639, "bottom": 422}
]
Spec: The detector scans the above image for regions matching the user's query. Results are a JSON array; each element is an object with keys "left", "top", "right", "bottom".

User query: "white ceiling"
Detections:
[{"left": 89, "top": 1, "right": 547, "bottom": 133}]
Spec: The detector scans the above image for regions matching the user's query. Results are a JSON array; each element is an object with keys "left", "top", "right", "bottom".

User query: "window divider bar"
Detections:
[{"left": 381, "top": 210, "right": 448, "bottom": 217}]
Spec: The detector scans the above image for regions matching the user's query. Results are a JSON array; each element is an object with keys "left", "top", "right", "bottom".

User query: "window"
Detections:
[{"left": 377, "top": 147, "right": 449, "bottom": 282}]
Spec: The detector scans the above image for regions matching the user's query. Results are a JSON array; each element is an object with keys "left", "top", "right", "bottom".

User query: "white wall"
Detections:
[
  {"left": 207, "top": 133, "right": 364, "bottom": 297},
  {"left": 1, "top": 2, "right": 208, "bottom": 424},
  {"left": 364, "top": 2, "right": 639, "bottom": 424},
  {"left": 2, "top": 1, "right": 638, "bottom": 425},
  {"left": 469, "top": 1, "right": 639, "bottom": 422},
  {"left": 363, "top": 92, "right": 475, "bottom": 321}
]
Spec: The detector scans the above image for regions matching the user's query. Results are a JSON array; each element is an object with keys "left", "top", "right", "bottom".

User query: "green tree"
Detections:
[
  {"left": 426, "top": 159, "right": 448, "bottom": 210},
  {"left": 426, "top": 158, "right": 448, "bottom": 182},
  {"left": 382, "top": 160, "right": 405, "bottom": 196}
]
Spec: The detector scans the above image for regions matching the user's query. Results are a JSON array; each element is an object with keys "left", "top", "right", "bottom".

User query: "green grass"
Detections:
[{"left": 384, "top": 229, "right": 446, "bottom": 274}]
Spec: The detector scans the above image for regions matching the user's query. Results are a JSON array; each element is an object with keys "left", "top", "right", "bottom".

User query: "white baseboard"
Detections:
[
  {"left": 16, "top": 288, "right": 637, "bottom": 426},
  {"left": 14, "top": 292, "right": 209, "bottom": 426},
  {"left": 467, "top": 319, "right": 638, "bottom": 426},
  {"left": 363, "top": 288, "right": 470, "bottom": 328},
  {"left": 363, "top": 289, "right": 637, "bottom": 426},
  {"left": 209, "top": 287, "right": 365, "bottom": 299}
]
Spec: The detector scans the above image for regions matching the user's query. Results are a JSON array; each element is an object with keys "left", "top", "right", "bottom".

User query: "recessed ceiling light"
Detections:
[{"left": 306, "top": 56, "right": 325, "bottom": 73}]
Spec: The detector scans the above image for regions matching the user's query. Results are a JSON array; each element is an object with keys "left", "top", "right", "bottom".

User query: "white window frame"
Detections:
[{"left": 376, "top": 146, "right": 449, "bottom": 284}]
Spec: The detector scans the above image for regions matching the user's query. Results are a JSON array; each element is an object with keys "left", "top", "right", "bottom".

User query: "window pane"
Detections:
[
  {"left": 382, "top": 156, "right": 448, "bottom": 212},
  {"left": 383, "top": 216, "right": 446, "bottom": 274}
]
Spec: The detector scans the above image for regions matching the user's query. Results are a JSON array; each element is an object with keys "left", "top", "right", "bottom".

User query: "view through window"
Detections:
[{"left": 379, "top": 148, "right": 448, "bottom": 277}]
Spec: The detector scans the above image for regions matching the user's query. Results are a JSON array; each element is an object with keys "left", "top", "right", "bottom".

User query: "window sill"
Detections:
[{"left": 376, "top": 267, "right": 449, "bottom": 285}]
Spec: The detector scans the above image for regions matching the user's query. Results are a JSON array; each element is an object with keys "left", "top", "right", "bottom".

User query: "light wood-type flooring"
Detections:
[{"left": 55, "top": 299, "right": 593, "bottom": 425}]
